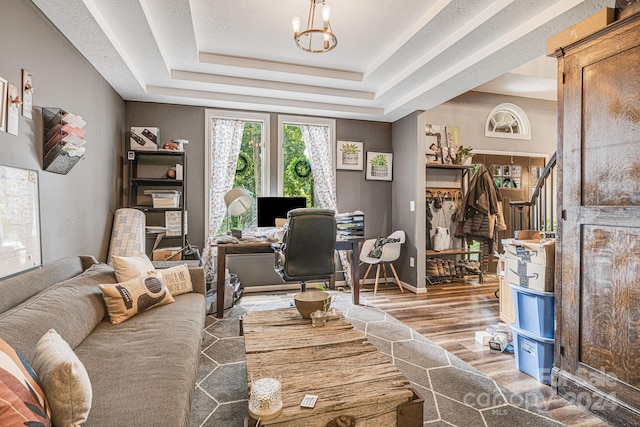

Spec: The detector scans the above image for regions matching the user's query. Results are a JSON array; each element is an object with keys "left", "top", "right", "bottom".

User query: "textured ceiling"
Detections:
[{"left": 32, "top": 0, "right": 614, "bottom": 122}]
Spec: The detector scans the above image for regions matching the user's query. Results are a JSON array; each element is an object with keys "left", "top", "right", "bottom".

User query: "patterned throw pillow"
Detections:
[
  {"left": 32, "top": 330, "right": 92, "bottom": 427},
  {"left": 99, "top": 272, "right": 174, "bottom": 324},
  {"left": 367, "top": 237, "right": 401, "bottom": 259},
  {"left": 0, "top": 338, "right": 51, "bottom": 426},
  {"left": 111, "top": 253, "right": 155, "bottom": 282},
  {"left": 158, "top": 264, "right": 193, "bottom": 296}
]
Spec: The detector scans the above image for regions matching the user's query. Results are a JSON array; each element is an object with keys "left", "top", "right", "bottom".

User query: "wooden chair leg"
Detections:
[
  {"left": 382, "top": 263, "right": 389, "bottom": 285},
  {"left": 389, "top": 263, "right": 404, "bottom": 293},
  {"left": 361, "top": 263, "right": 373, "bottom": 288},
  {"left": 374, "top": 264, "right": 382, "bottom": 295}
]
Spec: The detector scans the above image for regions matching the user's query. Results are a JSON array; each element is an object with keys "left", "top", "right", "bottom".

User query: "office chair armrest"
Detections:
[{"left": 272, "top": 242, "right": 285, "bottom": 272}]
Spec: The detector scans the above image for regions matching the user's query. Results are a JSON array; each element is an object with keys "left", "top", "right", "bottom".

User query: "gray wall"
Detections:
[
  {"left": 0, "top": 0, "right": 125, "bottom": 265},
  {"left": 425, "top": 92, "right": 557, "bottom": 156},
  {"left": 125, "top": 102, "right": 392, "bottom": 285}
]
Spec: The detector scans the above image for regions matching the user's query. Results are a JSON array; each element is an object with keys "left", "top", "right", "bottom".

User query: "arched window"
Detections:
[{"left": 485, "top": 103, "right": 531, "bottom": 140}]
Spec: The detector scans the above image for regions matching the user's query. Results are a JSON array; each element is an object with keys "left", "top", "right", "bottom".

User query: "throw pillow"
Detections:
[
  {"left": 32, "top": 329, "right": 92, "bottom": 427},
  {"left": 158, "top": 264, "right": 193, "bottom": 296},
  {"left": 367, "top": 237, "right": 401, "bottom": 259},
  {"left": 111, "top": 253, "right": 155, "bottom": 282},
  {"left": 0, "top": 338, "right": 51, "bottom": 426},
  {"left": 99, "top": 272, "right": 175, "bottom": 324}
]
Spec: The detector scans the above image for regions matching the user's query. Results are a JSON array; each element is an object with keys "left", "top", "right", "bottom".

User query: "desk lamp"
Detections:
[{"left": 224, "top": 188, "right": 253, "bottom": 234}]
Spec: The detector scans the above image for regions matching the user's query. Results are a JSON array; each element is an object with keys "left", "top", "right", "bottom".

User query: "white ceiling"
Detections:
[{"left": 32, "top": 0, "right": 614, "bottom": 122}]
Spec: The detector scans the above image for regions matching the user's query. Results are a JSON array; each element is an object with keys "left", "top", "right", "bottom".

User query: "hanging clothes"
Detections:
[{"left": 456, "top": 164, "right": 505, "bottom": 240}]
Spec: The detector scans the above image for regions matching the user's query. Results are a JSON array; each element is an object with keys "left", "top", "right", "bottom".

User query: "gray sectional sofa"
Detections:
[{"left": 0, "top": 256, "right": 206, "bottom": 426}]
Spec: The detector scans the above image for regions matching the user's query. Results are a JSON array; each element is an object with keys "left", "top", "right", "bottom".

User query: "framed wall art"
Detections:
[
  {"left": 0, "top": 77, "right": 7, "bottom": 133},
  {"left": 0, "top": 164, "right": 42, "bottom": 279},
  {"left": 6, "top": 83, "right": 20, "bottom": 136},
  {"left": 365, "top": 152, "right": 393, "bottom": 181},
  {"left": 22, "top": 69, "right": 33, "bottom": 119},
  {"left": 337, "top": 141, "right": 363, "bottom": 170}
]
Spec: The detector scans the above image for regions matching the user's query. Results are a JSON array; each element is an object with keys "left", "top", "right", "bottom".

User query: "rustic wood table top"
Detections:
[{"left": 242, "top": 308, "right": 414, "bottom": 426}]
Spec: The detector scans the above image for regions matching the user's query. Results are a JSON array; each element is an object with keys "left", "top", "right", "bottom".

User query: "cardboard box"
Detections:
[
  {"left": 503, "top": 239, "right": 555, "bottom": 266},
  {"left": 152, "top": 247, "right": 183, "bottom": 261},
  {"left": 546, "top": 8, "right": 615, "bottom": 56},
  {"left": 130, "top": 127, "right": 159, "bottom": 151},
  {"left": 506, "top": 258, "right": 554, "bottom": 292}
]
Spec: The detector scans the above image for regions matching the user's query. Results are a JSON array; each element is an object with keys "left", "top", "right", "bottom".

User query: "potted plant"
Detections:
[
  {"left": 370, "top": 154, "right": 389, "bottom": 177},
  {"left": 455, "top": 145, "right": 473, "bottom": 165},
  {"left": 340, "top": 143, "right": 360, "bottom": 165}
]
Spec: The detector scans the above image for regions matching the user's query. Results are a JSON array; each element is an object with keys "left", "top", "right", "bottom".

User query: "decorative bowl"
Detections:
[{"left": 294, "top": 291, "right": 330, "bottom": 319}]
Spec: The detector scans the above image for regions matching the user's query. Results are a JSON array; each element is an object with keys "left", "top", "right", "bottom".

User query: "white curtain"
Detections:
[
  {"left": 201, "top": 118, "right": 245, "bottom": 275},
  {"left": 301, "top": 125, "right": 352, "bottom": 285}
]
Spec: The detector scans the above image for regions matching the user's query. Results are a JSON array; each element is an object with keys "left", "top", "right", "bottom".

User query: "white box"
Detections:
[
  {"left": 475, "top": 331, "right": 492, "bottom": 346},
  {"left": 130, "top": 127, "right": 159, "bottom": 151},
  {"left": 505, "top": 258, "right": 554, "bottom": 292}
]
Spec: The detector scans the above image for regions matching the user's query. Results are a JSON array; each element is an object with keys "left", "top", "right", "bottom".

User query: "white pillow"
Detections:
[
  {"left": 111, "top": 253, "right": 154, "bottom": 282},
  {"left": 32, "top": 329, "right": 92, "bottom": 427},
  {"left": 158, "top": 264, "right": 193, "bottom": 296}
]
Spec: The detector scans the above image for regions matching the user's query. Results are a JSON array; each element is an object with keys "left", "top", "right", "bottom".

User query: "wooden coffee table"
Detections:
[{"left": 242, "top": 308, "right": 422, "bottom": 427}]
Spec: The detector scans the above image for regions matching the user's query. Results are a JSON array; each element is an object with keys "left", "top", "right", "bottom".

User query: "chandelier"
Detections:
[{"left": 292, "top": 0, "right": 337, "bottom": 53}]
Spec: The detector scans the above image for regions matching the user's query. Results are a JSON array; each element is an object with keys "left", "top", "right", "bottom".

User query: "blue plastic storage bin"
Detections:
[
  {"left": 510, "top": 283, "right": 555, "bottom": 338},
  {"left": 510, "top": 324, "right": 554, "bottom": 385}
]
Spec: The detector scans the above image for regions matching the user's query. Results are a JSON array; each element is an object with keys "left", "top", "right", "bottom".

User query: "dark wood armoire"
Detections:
[{"left": 553, "top": 10, "right": 640, "bottom": 426}]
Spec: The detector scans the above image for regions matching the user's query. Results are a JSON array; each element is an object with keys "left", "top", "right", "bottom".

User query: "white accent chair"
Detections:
[{"left": 359, "top": 230, "right": 406, "bottom": 295}]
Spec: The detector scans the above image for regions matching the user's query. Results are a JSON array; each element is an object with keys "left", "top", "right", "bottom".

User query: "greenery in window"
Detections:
[{"left": 283, "top": 125, "right": 313, "bottom": 207}]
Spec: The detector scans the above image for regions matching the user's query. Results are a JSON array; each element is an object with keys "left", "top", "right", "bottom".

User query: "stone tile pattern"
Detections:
[{"left": 190, "top": 294, "right": 563, "bottom": 427}]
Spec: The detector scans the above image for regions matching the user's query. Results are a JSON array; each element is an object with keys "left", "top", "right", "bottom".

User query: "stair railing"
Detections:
[{"left": 509, "top": 152, "right": 557, "bottom": 233}]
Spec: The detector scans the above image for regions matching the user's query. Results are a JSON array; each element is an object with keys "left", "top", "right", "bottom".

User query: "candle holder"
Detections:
[{"left": 248, "top": 377, "right": 283, "bottom": 421}]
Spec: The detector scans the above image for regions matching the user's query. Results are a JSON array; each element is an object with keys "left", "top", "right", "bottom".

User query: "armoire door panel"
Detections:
[
  {"left": 582, "top": 45, "right": 640, "bottom": 207},
  {"left": 579, "top": 225, "right": 640, "bottom": 387}
]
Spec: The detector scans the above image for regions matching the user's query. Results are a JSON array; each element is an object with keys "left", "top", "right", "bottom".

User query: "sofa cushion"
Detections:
[
  {"left": 74, "top": 293, "right": 205, "bottom": 426},
  {"left": 0, "top": 338, "right": 51, "bottom": 426},
  {"left": 99, "top": 273, "right": 174, "bottom": 324},
  {"left": 32, "top": 329, "right": 92, "bottom": 427},
  {"left": 158, "top": 264, "right": 193, "bottom": 296},
  {"left": 0, "top": 263, "right": 114, "bottom": 362},
  {"left": 111, "top": 253, "right": 154, "bottom": 282}
]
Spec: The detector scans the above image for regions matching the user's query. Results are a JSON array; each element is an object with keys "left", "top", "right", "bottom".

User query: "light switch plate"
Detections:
[{"left": 410, "top": 201, "right": 415, "bottom": 211}]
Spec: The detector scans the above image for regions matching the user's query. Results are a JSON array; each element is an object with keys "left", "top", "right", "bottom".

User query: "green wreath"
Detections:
[
  {"left": 293, "top": 159, "right": 312, "bottom": 178},
  {"left": 235, "top": 153, "right": 249, "bottom": 174}
]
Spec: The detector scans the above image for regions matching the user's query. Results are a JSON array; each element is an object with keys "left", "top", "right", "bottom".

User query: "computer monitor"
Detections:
[{"left": 257, "top": 197, "right": 307, "bottom": 227}]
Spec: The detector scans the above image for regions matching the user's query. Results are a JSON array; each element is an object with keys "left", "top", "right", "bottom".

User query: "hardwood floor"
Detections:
[{"left": 362, "top": 275, "right": 611, "bottom": 427}]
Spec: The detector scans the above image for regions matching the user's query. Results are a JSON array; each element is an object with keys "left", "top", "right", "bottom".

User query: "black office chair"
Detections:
[{"left": 272, "top": 208, "right": 337, "bottom": 291}]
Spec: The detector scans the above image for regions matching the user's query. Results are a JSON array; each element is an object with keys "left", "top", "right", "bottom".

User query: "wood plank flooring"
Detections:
[{"left": 362, "top": 276, "right": 611, "bottom": 427}]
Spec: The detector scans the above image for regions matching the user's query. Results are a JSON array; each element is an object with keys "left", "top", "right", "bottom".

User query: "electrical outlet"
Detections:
[
  {"left": 410, "top": 257, "right": 415, "bottom": 267},
  {"left": 409, "top": 201, "right": 415, "bottom": 211}
]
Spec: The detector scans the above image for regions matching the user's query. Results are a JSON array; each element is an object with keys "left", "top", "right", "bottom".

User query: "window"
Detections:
[
  {"left": 204, "top": 110, "right": 270, "bottom": 234},
  {"left": 485, "top": 103, "right": 531, "bottom": 140},
  {"left": 277, "top": 116, "right": 336, "bottom": 207}
]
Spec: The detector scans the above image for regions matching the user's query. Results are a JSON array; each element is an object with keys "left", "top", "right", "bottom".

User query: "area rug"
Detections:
[{"left": 189, "top": 292, "right": 563, "bottom": 427}]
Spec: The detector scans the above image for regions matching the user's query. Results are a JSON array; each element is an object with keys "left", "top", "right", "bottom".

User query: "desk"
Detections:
[{"left": 215, "top": 237, "right": 364, "bottom": 318}]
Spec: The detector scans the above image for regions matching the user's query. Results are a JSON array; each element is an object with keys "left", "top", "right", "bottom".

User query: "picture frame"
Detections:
[
  {"left": 6, "top": 83, "right": 20, "bottom": 136},
  {"left": 365, "top": 152, "right": 393, "bottom": 181},
  {"left": 22, "top": 69, "right": 33, "bottom": 119},
  {"left": 425, "top": 124, "right": 447, "bottom": 164},
  {"left": 0, "top": 77, "right": 7, "bottom": 133},
  {"left": 337, "top": 140, "right": 363, "bottom": 170}
]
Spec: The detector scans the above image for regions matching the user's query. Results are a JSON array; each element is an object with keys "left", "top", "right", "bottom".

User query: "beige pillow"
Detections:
[
  {"left": 158, "top": 264, "right": 193, "bottom": 296},
  {"left": 111, "top": 253, "right": 154, "bottom": 282},
  {"left": 99, "top": 272, "right": 174, "bottom": 324},
  {"left": 32, "top": 329, "right": 91, "bottom": 427}
]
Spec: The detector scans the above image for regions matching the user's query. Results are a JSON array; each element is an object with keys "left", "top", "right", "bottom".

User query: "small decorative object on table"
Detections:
[
  {"left": 249, "top": 377, "right": 283, "bottom": 421},
  {"left": 327, "top": 415, "right": 357, "bottom": 427},
  {"left": 310, "top": 309, "right": 327, "bottom": 327}
]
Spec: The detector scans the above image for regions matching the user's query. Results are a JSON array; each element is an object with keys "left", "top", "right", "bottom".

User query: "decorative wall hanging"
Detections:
[
  {"left": 0, "top": 164, "right": 42, "bottom": 279},
  {"left": 6, "top": 83, "right": 20, "bottom": 136},
  {"left": 337, "top": 141, "right": 363, "bottom": 170},
  {"left": 0, "top": 77, "right": 7, "bottom": 133},
  {"left": 21, "top": 69, "right": 33, "bottom": 119},
  {"left": 42, "top": 107, "right": 87, "bottom": 174},
  {"left": 365, "top": 152, "right": 393, "bottom": 181}
]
